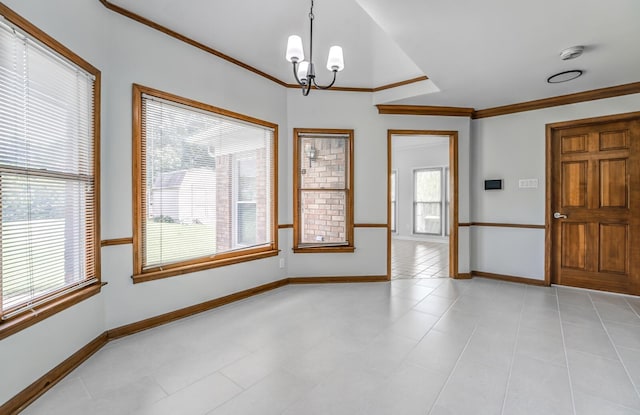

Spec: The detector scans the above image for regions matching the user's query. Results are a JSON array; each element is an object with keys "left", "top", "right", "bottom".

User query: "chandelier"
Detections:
[{"left": 285, "top": 0, "right": 345, "bottom": 96}]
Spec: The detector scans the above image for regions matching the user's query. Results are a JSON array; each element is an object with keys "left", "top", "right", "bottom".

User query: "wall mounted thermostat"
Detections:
[{"left": 484, "top": 179, "right": 503, "bottom": 190}]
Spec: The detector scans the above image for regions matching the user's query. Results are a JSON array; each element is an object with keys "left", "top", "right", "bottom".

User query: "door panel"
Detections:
[
  {"left": 561, "top": 223, "right": 587, "bottom": 270},
  {"left": 561, "top": 134, "right": 587, "bottom": 153},
  {"left": 599, "top": 130, "right": 629, "bottom": 151},
  {"left": 598, "top": 224, "right": 627, "bottom": 274},
  {"left": 599, "top": 159, "right": 627, "bottom": 208},
  {"left": 550, "top": 116, "right": 640, "bottom": 295}
]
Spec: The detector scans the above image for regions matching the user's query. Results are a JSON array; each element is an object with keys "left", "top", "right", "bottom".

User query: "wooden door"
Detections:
[{"left": 548, "top": 114, "right": 640, "bottom": 295}]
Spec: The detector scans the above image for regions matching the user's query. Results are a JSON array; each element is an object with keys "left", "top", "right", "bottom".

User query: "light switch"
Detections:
[{"left": 518, "top": 178, "right": 538, "bottom": 189}]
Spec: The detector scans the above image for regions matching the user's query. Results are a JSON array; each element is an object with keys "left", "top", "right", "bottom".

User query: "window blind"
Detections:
[
  {"left": 140, "top": 94, "right": 274, "bottom": 270},
  {"left": 0, "top": 16, "right": 97, "bottom": 320}
]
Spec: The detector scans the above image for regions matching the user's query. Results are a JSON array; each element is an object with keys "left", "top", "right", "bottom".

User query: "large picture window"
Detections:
[
  {"left": 293, "top": 129, "right": 354, "bottom": 253},
  {"left": 133, "top": 85, "right": 277, "bottom": 282},
  {"left": 0, "top": 7, "right": 100, "bottom": 332}
]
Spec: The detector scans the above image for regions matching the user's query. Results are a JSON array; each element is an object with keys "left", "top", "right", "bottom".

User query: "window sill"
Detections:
[
  {"left": 132, "top": 248, "right": 280, "bottom": 284},
  {"left": 293, "top": 246, "right": 355, "bottom": 254},
  {"left": 0, "top": 283, "right": 103, "bottom": 341}
]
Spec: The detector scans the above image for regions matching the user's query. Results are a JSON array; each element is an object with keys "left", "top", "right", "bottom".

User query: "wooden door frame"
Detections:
[
  {"left": 544, "top": 111, "right": 640, "bottom": 286},
  {"left": 387, "top": 130, "right": 459, "bottom": 280}
]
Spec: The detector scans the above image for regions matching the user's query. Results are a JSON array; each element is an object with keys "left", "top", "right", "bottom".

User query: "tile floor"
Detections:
[
  {"left": 391, "top": 238, "right": 449, "bottom": 279},
  {"left": 23, "top": 278, "right": 640, "bottom": 415}
]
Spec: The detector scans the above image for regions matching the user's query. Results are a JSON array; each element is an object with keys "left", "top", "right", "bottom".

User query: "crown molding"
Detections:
[
  {"left": 377, "top": 104, "right": 475, "bottom": 117},
  {"left": 99, "top": 0, "right": 288, "bottom": 87},
  {"left": 372, "top": 76, "right": 429, "bottom": 92},
  {"left": 99, "top": 2, "right": 640, "bottom": 111},
  {"left": 472, "top": 81, "right": 640, "bottom": 119},
  {"left": 99, "top": 0, "right": 428, "bottom": 93}
]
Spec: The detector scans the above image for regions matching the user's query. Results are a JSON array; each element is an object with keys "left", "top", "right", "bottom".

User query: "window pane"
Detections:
[
  {"left": 144, "top": 219, "right": 216, "bottom": 267},
  {"left": 299, "top": 136, "right": 348, "bottom": 190},
  {"left": 415, "top": 169, "right": 441, "bottom": 202},
  {"left": 0, "top": 16, "right": 97, "bottom": 318},
  {"left": 445, "top": 167, "right": 450, "bottom": 236},
  {"left": 391, "top": 171, "right": 396, "bottom": 202},
  {"left": 300, "top": 190, "right": 346, "bottom": 244},
  {"left": 0, "top": 22, "right": 94, "bottom": 176},
  {"left": 414, "top": 202, "right": 441, "bottom": 234},
  {"left": 237, "top": 158, "right": 256, "bottom": 202},
  {"left": 141, "top": 94, "right": 273, "bottom": 269},
  {"left": 2, "top": 174, "right": 89, "bottom": 311},
  {"left": 391, "top": 201, "right": 396, "bottom": 233},
  {"left": 237, "top": 203, "right": 256, "bottom": 246}
]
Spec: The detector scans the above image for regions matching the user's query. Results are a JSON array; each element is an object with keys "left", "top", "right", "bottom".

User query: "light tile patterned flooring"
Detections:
[
  {"left": 392, "top": 238, "right": 449, "bottom": 279},
  {"left": 23, "top": 278, "right": 640, "bottom": 415}
]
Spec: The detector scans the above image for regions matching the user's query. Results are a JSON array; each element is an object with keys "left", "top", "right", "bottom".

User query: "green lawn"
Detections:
[{"left": 145, "top": 221, "right": 216, "bottom": 266}]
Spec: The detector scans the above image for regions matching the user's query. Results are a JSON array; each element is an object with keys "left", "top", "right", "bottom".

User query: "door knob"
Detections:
[{"left": 553, "top": 212, "right": 568, "bottom": 219}]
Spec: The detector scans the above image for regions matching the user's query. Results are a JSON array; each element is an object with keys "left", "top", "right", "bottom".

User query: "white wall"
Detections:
[
  {"left": 0, "top": 0, "right": 289, "bottom": 404},
  {"left": 392, "top": 141, "right": 449, "bottom": 240},
  {"left": 285, "top": 89, "right": 471, "bottom": 277},
  {"left": 471, "top": 93, "right": 640, "bottom": 280},
  {"left": 99, "top": 0, "right": 289, "bottom": 331}
]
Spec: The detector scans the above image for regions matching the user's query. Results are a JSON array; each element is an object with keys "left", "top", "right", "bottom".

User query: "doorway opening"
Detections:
[{"left": 387, "top": 130, "right": 459, "bottom": 280}]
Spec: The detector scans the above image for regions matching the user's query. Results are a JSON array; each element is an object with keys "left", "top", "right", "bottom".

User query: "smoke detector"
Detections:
[{"left": 560, "top": 46, "right": 584, "bottom": 60}]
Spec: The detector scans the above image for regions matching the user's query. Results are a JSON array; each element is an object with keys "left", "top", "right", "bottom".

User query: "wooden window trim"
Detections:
[
  {"left": 0, "top": 4, "right": 101, "bottom": 338},
  {"left": 293, "top": 128, "right": 354, "bottom": 253},
  {"left": 132, "top": 84, "right": 279, "bottom": 283}
]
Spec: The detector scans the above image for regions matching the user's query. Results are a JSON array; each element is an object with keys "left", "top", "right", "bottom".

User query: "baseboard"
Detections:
[
  {"left": 107, "top": 278, "right": 289, "bottom": 339},
  {"left": 288, "top": 275, "right": 389, "bottom": 284},
  {"left": 6, "top": 274, "right": 388, "bottom": 412},
  {"left": 455, "top": 272, "right": 472, "bottom": 279},
  {"left": 0, "top": 332, "right": 108, "bottom": 415},
  {"left": 472, "top": 270, "right": 548, "bottom": 286}
]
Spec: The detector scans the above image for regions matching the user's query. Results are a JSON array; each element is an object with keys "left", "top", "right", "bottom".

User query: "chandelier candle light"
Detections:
[{"left": 285, "top": 0, "right": 345, "bottom": 96}]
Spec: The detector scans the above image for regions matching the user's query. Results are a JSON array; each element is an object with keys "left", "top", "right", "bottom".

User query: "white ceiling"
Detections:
[{"left": 109, "top": 0, "right": 640, "bottom": 108}]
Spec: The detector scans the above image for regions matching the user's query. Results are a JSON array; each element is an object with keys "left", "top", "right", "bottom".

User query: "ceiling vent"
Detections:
[{"left": 560, "top": 46, "right": 584, "bottom": 60}]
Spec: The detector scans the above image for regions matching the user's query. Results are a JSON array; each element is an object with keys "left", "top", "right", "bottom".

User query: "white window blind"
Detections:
[
  {"left": 0, "top": 17, "right": 97, "bottom": 320},
  {"left": 141, "top": 94, "right": 274, "bottom": 270}
]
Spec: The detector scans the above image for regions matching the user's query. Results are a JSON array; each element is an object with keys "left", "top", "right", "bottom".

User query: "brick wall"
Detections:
[
  {"left": 215, "top": 154, "right": 232, "bottom": 251},
  {"left": 216, "top": 148, "right": 270, "bottom": 251}
]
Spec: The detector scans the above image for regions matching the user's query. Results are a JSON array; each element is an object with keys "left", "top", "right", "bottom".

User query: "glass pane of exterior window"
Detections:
[
  {"left": 139, "top": 91, "right": 274, "bottom": 272},
  {"left": 414, "top": 202, "right": 442, "bottom": 234},
  {"left": 237, "top": 158, "right": 257, "bottom": 201},
  {"left": 391, "top": 170, "right": 397, "bottom": 233},
  {"left": 300, "top": 190, "right": 346, "bottom": 244},
  {"left": 299, "top": 137, "right": 347, "bottom": 189},
  {"left": 1, "top": 175, "right": 88, "bottom": 311},
  {"left": 445, "top": 167, "right": 450, "bottom": 236},
  {"left": 236, "top": 156, "right": 257, "bottom": 246},
  {"left": 237, "top": 203, "right": 257, "bottom": 246},
  {"left": 294, "top": 129, "right": 353, "bottom": 251},
  {"left": 414, "top": 169, "right": 442, "bottom": 235},
  {"left": 0, "top": 15, "right": 98, "bottom": 319}
]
